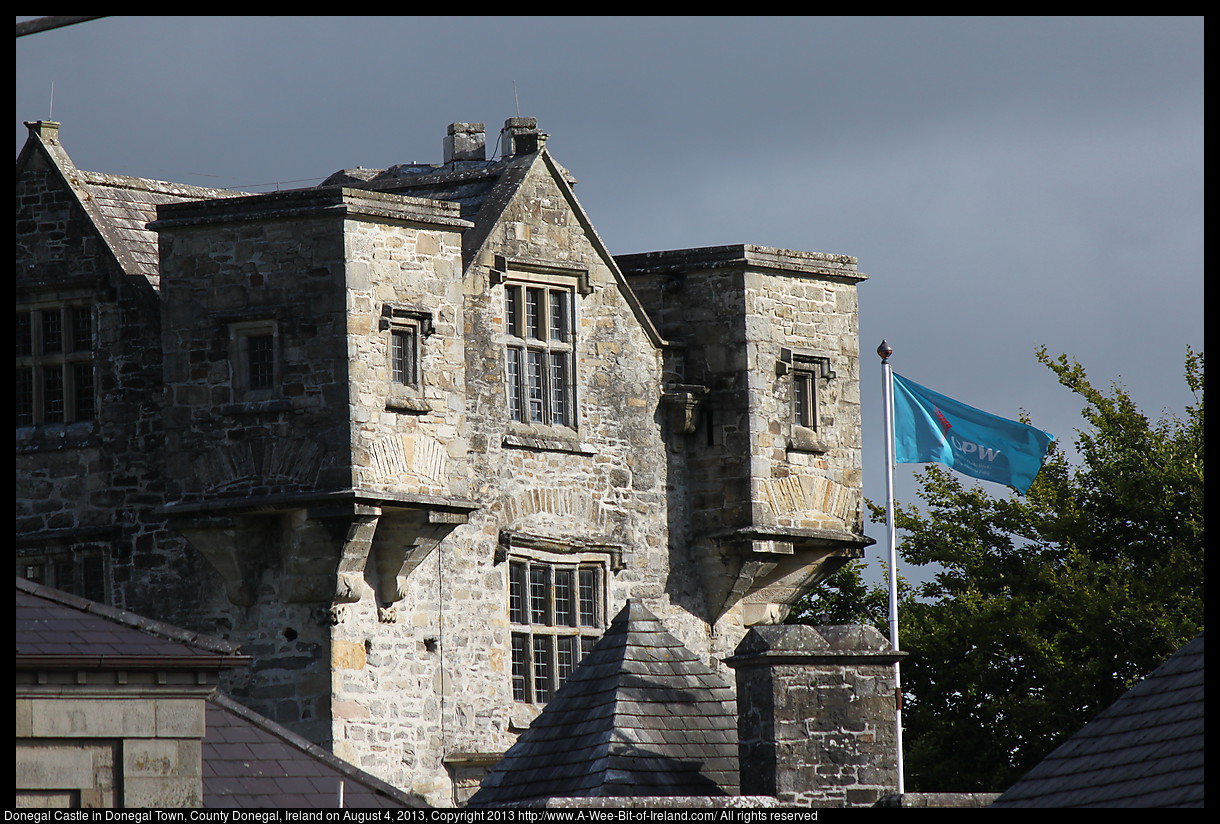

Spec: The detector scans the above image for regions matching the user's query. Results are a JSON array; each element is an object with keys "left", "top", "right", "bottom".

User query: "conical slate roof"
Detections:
[{"left": 469, "top": 601, "right": 739, "bottom": 806}]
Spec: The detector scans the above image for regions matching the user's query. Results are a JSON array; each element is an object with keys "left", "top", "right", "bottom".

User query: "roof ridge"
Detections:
[{"left": 76, "top": 168, "right": 246, "bottom": 199}]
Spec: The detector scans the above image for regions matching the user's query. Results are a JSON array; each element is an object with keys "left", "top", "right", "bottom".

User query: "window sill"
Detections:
[
  {"left": 787, "top": 426, "right": 830, "bottom": 454},
  {"left": 220, "top": 398, "right": 292, "bottom": 416},
  {"left": 503, "top": 425, "right": 595, "bottom": 455},
  {"left": 15, "top": 421, "right": 99, "bottom": 452},
  {"left": 508, "top": 702, "right": 543, "bottom": 731},
  {"left": 386, "top": 394, "right": 431, "bottom": 415}
]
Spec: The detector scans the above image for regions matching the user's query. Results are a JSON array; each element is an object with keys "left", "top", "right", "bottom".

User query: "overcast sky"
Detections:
[{"left": 16, "top": 17, "right": 1203, "bottom": 587}]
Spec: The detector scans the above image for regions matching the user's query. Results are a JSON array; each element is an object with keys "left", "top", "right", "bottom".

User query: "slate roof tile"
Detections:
[
  {"left": 992, "top": 632, "right": 1203, "bottom": 808},
  {"left": 202, "top": 694, "right": 423, "bottom": 808},
  {"left": 469, "top": 601, "right": 739, "bottom": 806}
]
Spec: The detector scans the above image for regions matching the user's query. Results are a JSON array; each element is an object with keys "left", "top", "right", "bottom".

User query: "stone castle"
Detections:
[{"left": 16, "top": 117, "right": 879, "bottom": 806}]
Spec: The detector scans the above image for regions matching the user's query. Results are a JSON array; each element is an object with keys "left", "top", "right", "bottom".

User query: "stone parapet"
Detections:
[
  {"left": 616, "top": 244, "right": 866, "bottom": 282},
  {"left": 150, "top": 186, "right": 473, "bottom": 230}
]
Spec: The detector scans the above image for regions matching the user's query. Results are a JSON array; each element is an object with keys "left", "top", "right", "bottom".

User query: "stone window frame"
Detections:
[
  {"left": 15, "top": 300, "right": 96, "bottom": 428},
  {"left": 228, "top": 319, "right": 280, "bottom": 397},
  {"left": 496, "top": 259, "right": 590, "bottom": 435},
  {"left": 18, "top": 544, "right": 109, "bottom": 604},
  {"left": 505, "top": 546, "right": 607, "bottom": 705},
  {"left": 780, "top": 348, "right": 835, "bottom": 453},
  {"left": 381, "top": 304, "right": 434, "bottom": 414},
  {"left": 792, "top": 362, "right": 819, "bottom": 430}
]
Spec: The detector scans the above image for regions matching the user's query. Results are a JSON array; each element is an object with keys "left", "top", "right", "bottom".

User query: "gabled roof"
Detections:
[
  {"left": 321, "top": 140, "right": 666, "bottom": 349},
  {"left": 992, "top": 632, "right": 1204, "bottom": 808},
  {"left": 17, "top": 121, "right": 243, "bottom": 290},
  {"left": 469, "top": 601, "right": 738, "bottom": 807}
]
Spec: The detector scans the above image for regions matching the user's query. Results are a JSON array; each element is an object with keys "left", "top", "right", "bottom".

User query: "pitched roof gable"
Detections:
[
  {"left": 469, "top": 600, "right": 738, "bottom": 806},
  {"left": 331, "top": 146, "right": 666, "bottom": 349},
  {"left": 992, "top": 632, "right": 1204, "bottom": 808},
  {"left": 76, "top": 170, "right": 243, "bottom": 288},
  {"left": 17, "top": 121, "right": 244, "bottom": 290}
]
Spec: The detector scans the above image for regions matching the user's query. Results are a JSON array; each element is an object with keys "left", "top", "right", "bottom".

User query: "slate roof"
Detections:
[
  {"left": 202, "top": 693, "right": 422, "bottom": 808},
  {"left": 469, "top": 600, "right": 739, "bottom": 807},
  {"left": 75, "top": 171, "right": 243, "bottom": 288},
  {"left": 16, "top": 576, "right": 244, "bottom": 663},
  {"left": 992, "top": 632, "right": 1204, "bottom": 808},
  {"left": 19, "top": 122, "right": 243, "bottom": 291},
  {"left": 321, "top": 155, "right": 538, "bottom": 273}
]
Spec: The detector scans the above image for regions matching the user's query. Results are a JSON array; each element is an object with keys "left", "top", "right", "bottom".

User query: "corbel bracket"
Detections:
[{"left": 661, "top": 383, "right": 710, "bottom": 434}]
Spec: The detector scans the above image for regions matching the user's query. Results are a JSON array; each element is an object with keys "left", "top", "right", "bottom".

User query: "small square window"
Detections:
[
  {"left": 391, "top": 328, "right": 418, "bottom": 387},
  {"left": 230, "top": 322, "right": 279, "bottom": 394},
  {"left": 786, "top": 354, "right": 833, "bottom": 432},
  {"left": 246, "top": 334, "right": 275, "bottom": 390},
  {"left": 380, "top": 305, "right": 433, "bottom": 413}
]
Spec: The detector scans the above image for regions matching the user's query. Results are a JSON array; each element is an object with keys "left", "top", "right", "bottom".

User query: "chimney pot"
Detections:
[{"left": 444, "top": 122, "right": 486, "bottom": 163}]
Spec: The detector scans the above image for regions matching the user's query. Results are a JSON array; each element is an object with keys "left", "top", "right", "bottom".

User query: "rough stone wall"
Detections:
[
  {"left": 344, "top": 216, "right": 468, "bottom": 498},
  {"left": 328, "top": 209, "right": 471, "bottom": 801},
  {"left": 15, "top": 132, "right": 184, "bottom": 618},
  {"left": 153, "top": 190, "right": 474, "bottom": 757},
  {"left": 154, "top": 201, "right": 347, "bottom": 746},
  {"left": 742, "top": 267, "right": 864, "bottom": 535},
  {"left": 621, "top": 253, "right": 864, "bottom": 539},
  {"left": 158, "top": 207, "right": 351, "bottom": 501},
  {"left": 620, "top": 249, "right": 868, "bottom": 628}
]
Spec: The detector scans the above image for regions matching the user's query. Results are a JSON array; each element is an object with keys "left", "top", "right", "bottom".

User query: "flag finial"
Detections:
[{"left": 877, "top": 340, "right": 893, "bottom": 362}]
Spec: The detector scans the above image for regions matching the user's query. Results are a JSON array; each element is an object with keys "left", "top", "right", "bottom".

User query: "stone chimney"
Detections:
[
  {"left": 444, "top": 122, "right": 486, "bottom": 163},
  {"left": 25, "top": 120, "right": 61, "bottom": 144},
  {"left": 501, "top": 117, "right": 546, "bottom": 158},
  {"left": 725, "top": 623, "right": 905, "bottom": 807}
]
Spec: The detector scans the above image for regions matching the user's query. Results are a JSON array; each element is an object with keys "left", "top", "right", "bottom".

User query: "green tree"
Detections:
[{"left": 788, "top": 349, "right": 1204, "bottom": 792}]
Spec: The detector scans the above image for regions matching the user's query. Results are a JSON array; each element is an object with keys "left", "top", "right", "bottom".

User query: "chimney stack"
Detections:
[
  {"left": 726, "top": 623, "right": 905, "bottom": 807},
  {"left": 501, "top": 117, "right": 546, "bottom": 158},
  {"left": 444, "top": 122, "right": 486, "bottom": 163},
  {"left": 25, "top": 120, "right": 61, "bottom": 144}
]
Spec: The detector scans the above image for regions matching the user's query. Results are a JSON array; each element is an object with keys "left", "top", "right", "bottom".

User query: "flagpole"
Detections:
[{"left": 878, "top": 339, "right": 905, "bottom": 795}]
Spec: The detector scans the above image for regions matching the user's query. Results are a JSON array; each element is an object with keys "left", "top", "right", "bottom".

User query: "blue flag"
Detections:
[{"left": 891, "top": 372, "right": 1054, "bottom": 495}]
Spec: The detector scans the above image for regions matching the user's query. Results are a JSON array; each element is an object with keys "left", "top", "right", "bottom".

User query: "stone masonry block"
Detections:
[
  {"left": 16, "top": 744, "right": 95, "bottom": 789},
  {"left": 123, "top": 775, "right": 203, "bottom": 809},
  {"left": 15, "top": 698, "right": 33, "bottom": 736},
  {"left": 123, "top": 738, "right": 201, "bottom": 779},
  {"left": 30, "top": 698, "right": 156, "bottom": 738},
  {"left": 154, "top": 699, "right": 206, "bottom": 738}
]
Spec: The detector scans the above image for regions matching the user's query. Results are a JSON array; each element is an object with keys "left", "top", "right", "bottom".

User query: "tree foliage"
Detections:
[{"left": 788, "top": 349, "right": 1204, "bottom": 792}]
